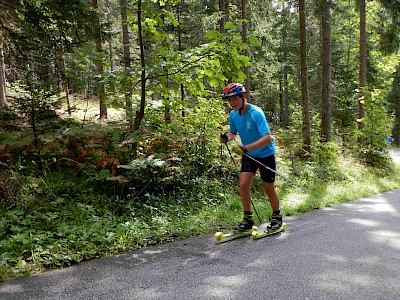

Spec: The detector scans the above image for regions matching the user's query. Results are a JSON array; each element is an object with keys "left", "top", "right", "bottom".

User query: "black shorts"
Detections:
[{"left": 241, "top": 154, "right": 276, "bottom": 183}]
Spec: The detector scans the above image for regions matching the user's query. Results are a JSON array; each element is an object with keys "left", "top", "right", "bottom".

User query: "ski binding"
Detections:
[{"left": 251, "top": 222, "right": 286, "bottom": 240}]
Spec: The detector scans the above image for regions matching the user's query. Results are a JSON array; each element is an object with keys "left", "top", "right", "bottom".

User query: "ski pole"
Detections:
[
  {"left": 242, "top": 152, "right": 305, "bottom": 189},
  {"left": 225, "top": 143, "right": 261, "bottom": 223},
  {"left": 226, "top": 143, "right": 239, "bottom": 169}
]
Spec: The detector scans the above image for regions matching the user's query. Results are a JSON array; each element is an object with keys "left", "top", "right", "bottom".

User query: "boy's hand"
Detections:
[
  {"left": 220, "top": 133, "right": 228, "bottom": 144},
  {"left": 232, "top": 144, "right": 248, "bottom": 156}
]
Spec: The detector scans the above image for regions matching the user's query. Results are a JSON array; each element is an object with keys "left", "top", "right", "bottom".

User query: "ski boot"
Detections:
[
  {"left": 252, "top": 213, "right": 286, "bottom": 240},
  {"left": 214, "top": 213, "right": 257, "bottom": 241},
  {"left": 266, "top": 213, "right": 283, "bottom": 232},
  {"left": 235, "top": 215, "right": 254, "bottom": 232}
]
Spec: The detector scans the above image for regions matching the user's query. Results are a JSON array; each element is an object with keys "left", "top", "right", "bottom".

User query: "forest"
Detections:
[{"left": 1, "top": 0, "right": 400, "bottom": 281}]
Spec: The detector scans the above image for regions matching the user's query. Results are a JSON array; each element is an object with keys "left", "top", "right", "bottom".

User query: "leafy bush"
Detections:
[{"left": 312, "top": 141, "right": 346, "bottom": 181}]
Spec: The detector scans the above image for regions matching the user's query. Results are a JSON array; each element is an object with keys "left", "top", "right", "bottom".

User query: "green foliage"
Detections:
[
  {"left": 311, "top": 141, "right": 345, "bottom": 181},
  {"left": 0, "top": 85, "right": 66, "bottom": 174},
  {"left": 148, "top": 20, "right": 251, "bottom": 101},
  {"left": 357, "top": 89, "right": 395, "bottom": 167},
  {"left": 11, "top": 84, "right": 62, "bottom": 130},
  {"left": 7, "top": 0, "right": 97, "bottom": 95},
  {"left": 0, "top": 167, "right": 235, "bottom": 280},
  {"left": 11, "top": 0, "right": 96, "bottom": 52}
]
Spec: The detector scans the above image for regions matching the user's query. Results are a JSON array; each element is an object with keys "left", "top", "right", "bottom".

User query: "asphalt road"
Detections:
[
  {"left": 1, "top": 151, "right": 400, "bottom": 300},
  {"left": 389, "top": 149, "right": 400, "bottom": 163}
]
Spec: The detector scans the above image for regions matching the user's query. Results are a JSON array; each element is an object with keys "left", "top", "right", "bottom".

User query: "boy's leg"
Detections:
[
  {"left": 262, "top": 182, "right": 279, "bottom": 211},
  {"left": 239, "top": 172, "right": 255, "bottom": 212},
  {"left": 263, "top": 182, "right": 283, "bottom": 231},
  {"left": 234, "top": 171, "right": 255, "bottom": 231},
  {"left": 259, "top": 155, "right": 280, "bottom": 211},
  {"left": 258, "top": 155, "right": 283, "bottom": 231}
]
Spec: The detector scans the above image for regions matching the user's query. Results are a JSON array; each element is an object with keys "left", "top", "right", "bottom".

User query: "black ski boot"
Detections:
[
  {"left": 235, "top": 213, "right": 254, "bottom": 232},
  {"left": 267, "top": 212, "right": 283, "bottom": 232}
]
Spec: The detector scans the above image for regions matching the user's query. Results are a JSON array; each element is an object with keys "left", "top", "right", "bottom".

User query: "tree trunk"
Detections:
[
  {"left": 177, "top": 8, "right": 185, "bottom": 117},
  {"left": 279, "top": 3, "right": 289, "bottom": 128},
  {"left": 320, "top": 0, "right": 332, "bottom": 142},
  {"left": 0, "top": 31, "right": 8, "bottom": 107},
  {"left": 358, "top": 0, "right": 367, "bottom": 131},
  {"left": 105, "top": 1, "right": 114, "bottom": 72},
  {"left": 241, "top": 0, "right": 250, "bottom": 100},
  {"left": 58, "top": 36, "right": 71, "bottom": 115},
  {"left": 60, "top": 54, "right": 71, "bottom": 115},
  {"left": 120, "top": 0, "right": 133, "bottom": 120},
  {"left": 163, "top": 66, "right": 171, "bottom": 123},
  {"left": 133, "top": 0, "right": 146, "bottom": 132},
  {"left": 160, "top": 15, "right": 171, "bottom": 123},
  {"left": 92, "top": 0, "right": 107, "bottom": 119},
  {"left": 219, "top": 0, "right": 226, "bottom": 34},
  {"left": 299, "top": 0, "right": 312, "bottom": 153}
]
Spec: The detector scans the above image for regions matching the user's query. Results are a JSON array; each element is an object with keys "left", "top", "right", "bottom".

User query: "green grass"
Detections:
[
  {"left": 280, "top": 172, "right": 400, "bottom": 215},
  {"left": 1, "top": 156, "right": 400, "bottom": 282}
]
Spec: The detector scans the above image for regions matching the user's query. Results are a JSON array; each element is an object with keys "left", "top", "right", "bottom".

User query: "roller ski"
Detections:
[
  {"left": 252, "top": 222, "right": 286, "bottom": 240},
  {"left": 252, "top": 213, "right": 285, "bottom": 240},
  {"left": 215, "top": 216, "right": 257, "bottom": 241},
  {"left": 214, "top": 226, "right": 258, "bottom": 241}
]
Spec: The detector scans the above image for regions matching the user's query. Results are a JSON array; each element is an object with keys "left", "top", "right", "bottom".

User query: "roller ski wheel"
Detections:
[
  {"left": 214, "top": 226, "right": 258, "bottom": 241},
  {"left": 251, "top": 222, "right": 286, "bottom": 240}
]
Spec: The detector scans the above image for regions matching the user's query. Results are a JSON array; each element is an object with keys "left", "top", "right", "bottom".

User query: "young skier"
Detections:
[{"left": 220, "top": 83, "right": 283, "bottom": 232}]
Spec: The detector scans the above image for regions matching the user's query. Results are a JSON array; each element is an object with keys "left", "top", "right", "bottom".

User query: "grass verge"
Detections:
[{"left": 1, "top": 160, "right": 400, "bottom": 282}]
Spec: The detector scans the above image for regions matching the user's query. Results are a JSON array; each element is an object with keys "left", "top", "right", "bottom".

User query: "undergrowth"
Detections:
[
  {"left": 1, "top": 104, "right": 400, "bottom": 282},
  {"left": 1, "top": 149, "right": 399, "bottom": 282}
]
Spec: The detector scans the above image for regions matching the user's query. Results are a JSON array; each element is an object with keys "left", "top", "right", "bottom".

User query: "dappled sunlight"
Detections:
[
  {"left": 0, "top": 283, "right": 23, "bottom": 293},
  {"left": 324, "top": 254, "right": 348, "bottom": 263},
  {"left": 311, "top": 270, "right": 374, "bottom": 292},
  {"left": 354, "top": 255, "right": 382, "bottom": 266},
  {"left": 325, "top": 253, "right": 382, "bottom": 266},
  {"left": 125, "top": 287, "right": 161, "bottom": 300},
  {"left": 123, "top": 248, "right": 170, "bottom": 266},
  {"left": 58, "top": 97, "right": 125, "bottom": 122},
  {"left": 197, "top": 275, "right": 249, "bottom": 298},
  {"left": 358, "top": 201, "right": 398, "bottom": 214},
  {"left": 347, "top": 218, "right": 381, "bottom": 227},
  {"left": 246, "top": 258, "right": 273, "bottom": 268},
  {"left": 283, "top": 192, "right": 308, "bottom": 208},
  {"left": 344, "top": 196, "right": 399, "bottom": 215},
  {"left": 343, "top": 193, "right": 400, "bottom": 251},
  {"left": 311, "top": 268, "right": 400, "bottom": 297},
  {"left": 368, "top": 230, "right": 400, "bottom": 250},
  {"left": 373, "top": 202, "right": 399, "bottom": 213}
]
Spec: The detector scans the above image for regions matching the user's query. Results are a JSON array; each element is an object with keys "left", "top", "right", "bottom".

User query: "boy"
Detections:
[{"left": 220, "top": 83, "right": 283, "bottom": 232}]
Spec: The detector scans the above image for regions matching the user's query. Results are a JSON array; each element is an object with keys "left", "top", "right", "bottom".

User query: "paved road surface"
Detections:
[
  {"left": 1, "top": 151, "right": 400, "bottom": 300},
  {"left": 389, "top": 149, "right": 400, "bottom": 163}
]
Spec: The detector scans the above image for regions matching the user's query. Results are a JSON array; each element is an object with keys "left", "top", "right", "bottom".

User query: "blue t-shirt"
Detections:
[{"left": 229, "top": 104, "right": 275, "bottom": 158}]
